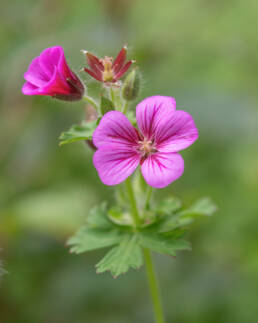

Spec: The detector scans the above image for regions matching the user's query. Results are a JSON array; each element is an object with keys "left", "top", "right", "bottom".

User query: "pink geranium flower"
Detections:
[
  {"left": 22, "top": 46, "right": 84, "bottom": 101},
  {"left": 93, "top": 96, "right": 198, "bottom": 188},
  {"left": 83, "top": 46, "right": 133, "bottom": 83}
]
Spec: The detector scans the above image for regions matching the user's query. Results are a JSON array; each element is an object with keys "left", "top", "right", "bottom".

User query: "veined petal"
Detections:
[
  {"left": 93, "top": 145, "right": 140, "bottom": 185},
  {"left": 141, "top": 152, "right": 184, "bottom": 188},
  {"left": 93, "top": 111, "right": 139, "bottom": 149},
  {"left": 156, "top": 110, "right": 199, "bottom": 152},
  {"left": 136, "top": 96, "right": 176, "bottom": 140}
]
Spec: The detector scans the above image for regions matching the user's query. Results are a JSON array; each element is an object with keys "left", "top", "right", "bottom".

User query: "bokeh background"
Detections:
[{"left": 1, "top": 0, "right": 258, "bottom": 322}]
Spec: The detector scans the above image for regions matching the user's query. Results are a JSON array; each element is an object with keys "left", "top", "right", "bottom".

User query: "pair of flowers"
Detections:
[{"left": 22, "top": 46, "right": 198, "bottom": 188}]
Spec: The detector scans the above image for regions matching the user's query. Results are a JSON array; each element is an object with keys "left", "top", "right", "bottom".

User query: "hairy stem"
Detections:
[{"left": 143, "top": 249, "right": 166, "bottom": 323}]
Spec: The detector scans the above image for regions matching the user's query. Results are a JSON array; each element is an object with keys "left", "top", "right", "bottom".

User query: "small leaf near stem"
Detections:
[{"left": 143, "top": 248, "right": 165, "bottom": 323}]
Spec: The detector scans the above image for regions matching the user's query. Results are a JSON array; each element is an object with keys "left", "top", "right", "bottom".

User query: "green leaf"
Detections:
[
  {"left": 108, "top": 207, "right": 133, "bottom": 226},
  {"left": 87, "top": 202, "right": 112, "bottom": 229},
  {"left": 155, "top": 196, "right": 182, "bottom": 215},
  {"left": 67, "top": 227, "right": 122, "bottom": 254},
  {"left": 67, "top": 203, "right": 123, "bottom": 254},
  {"left": 59, "top": 120, "right": 98, "bottom": 146},
  {"left": 100, "top": 96, "right": 115, "bottom": 115},
  {"left": 139, "top": 232, "right": 191, "bottom": 256},
  {"left": 96, "top": 235, "right": 143, "bottom": 277},
  {"left": 180, "top": 197, "right": 217, "bottom": 217}
]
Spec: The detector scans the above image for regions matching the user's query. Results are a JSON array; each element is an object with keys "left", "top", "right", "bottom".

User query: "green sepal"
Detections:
[
  {"left": 100, "top": 95, "right": 115, "bottom": 115},
  {"left": 59, "top": 120, "right": 98, "bottom": 146},
  {"left": 96, "top": 234, "right": 143, "bottom": 277}
]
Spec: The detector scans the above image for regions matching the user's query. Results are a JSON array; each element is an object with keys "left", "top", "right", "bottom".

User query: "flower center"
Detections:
[
  {"left": 101, "top": 56, "right": 114, "bottom": 82},
  {"left": 138, "top": 138, "right": 157, "bottom": 157}
]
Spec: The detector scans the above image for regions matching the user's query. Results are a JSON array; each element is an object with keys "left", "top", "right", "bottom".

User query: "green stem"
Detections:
[
  {"left": 122, "top": 100, "right": 129, "bottom": 114},
  {"left": 125, "top": 177, "right": 141, "bottom": 227},
  {"left": 143, "top": 249, "right": 166, "bottom": 323},
  {"left": 126, "top": 177, "right": 165, "bottom": 323},
  {"left": 83, "top": 95, "right": 99, "bottom": 112},
  {"left": 144, "top": 186, "right": 153, "bottom": 210},
  {"left": 110, "top": 86, "right": 116, "bottom": 105}
]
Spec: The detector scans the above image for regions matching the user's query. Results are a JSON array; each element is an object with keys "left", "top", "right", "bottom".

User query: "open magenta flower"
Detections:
[
  {"left": 22, "top": 46, "right": 84, "bottom": 101},
  {"left": 93, "top": 96, "right": 198, "bottom": 188},
  {"left": 83, "top": 46, "right": 133, "bottom": 83}
]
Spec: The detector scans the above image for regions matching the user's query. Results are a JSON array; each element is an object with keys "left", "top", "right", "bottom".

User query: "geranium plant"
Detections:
[{"left": 22, "top": 45, "right": 216, "bottom": 323}]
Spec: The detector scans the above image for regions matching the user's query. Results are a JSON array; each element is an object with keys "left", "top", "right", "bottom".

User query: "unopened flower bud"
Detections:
[{"left": 122, "top": 68, "right": 140, "bottom": 101}]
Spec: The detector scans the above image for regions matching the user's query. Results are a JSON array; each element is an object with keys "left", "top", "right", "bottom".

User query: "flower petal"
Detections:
[
  {"left": 93, "top": 111, "right": 139, "bottom": 149},
  {"left": 24, "top": 56, "right": 49, "bottom": 87},
  {"left": 39, "top": 46, "right": 61, "bottom": 79},
  {"left": 114, "top": 60, "right": 133, "bottom": 81},
  {"left": 113, "top": 46, "right": 127, "bottom": 75},
  {"left": 93, "top": 145, "right": 140, "bottom": 185},
  {"left": 22, "top": 81, "right": 40, "bottom": 95},
  {"left": 136, "top": 96, "right": 176, "bottom": 139},
  {"left": 41, "top": 67, "right": 71, "bottom": 95},
  {"left": 155, "top": 110, "right": 199, "bottom": 152},
  {"left": 141, "top": 152, "right": 184, "bottom": 188}
]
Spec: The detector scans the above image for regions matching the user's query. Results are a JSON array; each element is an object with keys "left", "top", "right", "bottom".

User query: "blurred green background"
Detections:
[{"left": 1, "top": 0, "right": 258, "bottom": 322}]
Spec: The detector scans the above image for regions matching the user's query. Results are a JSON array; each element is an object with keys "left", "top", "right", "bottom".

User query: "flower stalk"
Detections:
[
  {"left": 83, "top": 95, "right": 99, "bottom": 112},
  {"left": 125, "top": 177, "right": 141, "bottom": 228},
  {"left": 143, "top": 248, "right": 165, "bottom": 323},
  {"left": 125, "top": 177, "right": 165, "bottom": 323}
]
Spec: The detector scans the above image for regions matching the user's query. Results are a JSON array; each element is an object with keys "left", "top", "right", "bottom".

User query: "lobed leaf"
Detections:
[
  {"left": 87, "top": 202, "right": 112, "bottom": 228},
  {"left": 155, "top": 196, "right": 182, "bottom": 216},
  {"left": 67, "top": 227, "right": 123, "bottom": 254},
  {"left": 139, "top": 232, "right": 191, "bottom": 256},
  {"left": 59, "top": 120, "right": 98, "bottom": 146},
  {"left": 179, "top": 197, "right": 217, "bottom": 218},
  {"left": 96, "top": 234, "right": 143, "bottom": 277}
]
